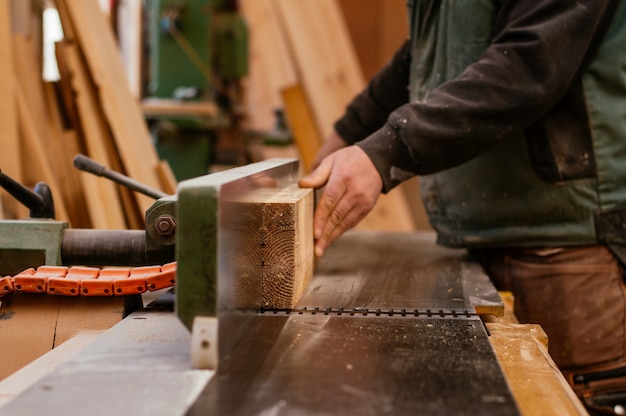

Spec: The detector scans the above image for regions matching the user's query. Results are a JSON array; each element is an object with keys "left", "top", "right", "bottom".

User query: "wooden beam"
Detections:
[{"left": 229, "top": 186, "right": 314, "bottom": 309}]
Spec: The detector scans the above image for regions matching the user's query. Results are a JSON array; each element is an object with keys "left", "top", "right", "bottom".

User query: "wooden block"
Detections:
[{"left": 228, "top": 186, "right": 314, "bottom": 309}]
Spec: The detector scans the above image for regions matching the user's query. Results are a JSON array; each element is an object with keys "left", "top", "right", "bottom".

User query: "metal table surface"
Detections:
[
  {"left": 189, "top": 313, "right": 518, "bottom": 416},
  {"left": 189, "top": 231, "right": 519, "bottom": 415},
  {"left": 0, "top": 231, "right": 520, "bottom": 415}
]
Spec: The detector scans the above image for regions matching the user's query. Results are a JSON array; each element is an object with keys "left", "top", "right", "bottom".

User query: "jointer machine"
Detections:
[{"left": 0, "top": 158, "right": 585, "bottom": 415}]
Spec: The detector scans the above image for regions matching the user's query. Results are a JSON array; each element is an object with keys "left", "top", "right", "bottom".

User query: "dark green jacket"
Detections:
[{"left": 335, "top": 0, "right": 626, "bottom": 249}]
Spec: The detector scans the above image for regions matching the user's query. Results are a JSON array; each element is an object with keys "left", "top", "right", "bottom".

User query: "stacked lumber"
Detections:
[
  {"left": 240, "top": 0, "right": 416, "bottom": 232},
  {"left": 0, "top": 0, "right": 174, "bottom": 229}
]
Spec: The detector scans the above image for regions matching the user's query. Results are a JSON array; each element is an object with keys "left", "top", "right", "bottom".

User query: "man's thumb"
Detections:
[{"left": 298, "top": 157, "right": 332, "bottom": 189}]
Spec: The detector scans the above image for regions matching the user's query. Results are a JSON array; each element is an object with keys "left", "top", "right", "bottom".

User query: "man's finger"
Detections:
[
  {"left": 314, "top": 181, "right": 346, "bottom": 240},
  {"left": 314, "top": 204, "right": 361, "bottom": 256},
  {"left": 298, "top": 156, "right": 333, "bottom": 189}
]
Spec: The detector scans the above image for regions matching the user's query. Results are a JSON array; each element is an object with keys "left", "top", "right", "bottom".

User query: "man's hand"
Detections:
[{"left": 299, "top": 146, "right": 382, "bottom": 256}]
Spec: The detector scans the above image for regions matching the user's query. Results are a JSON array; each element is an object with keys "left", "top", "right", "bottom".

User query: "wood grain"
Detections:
[{"left": 228, "top": 186, "right": 314, "bottom": 310}]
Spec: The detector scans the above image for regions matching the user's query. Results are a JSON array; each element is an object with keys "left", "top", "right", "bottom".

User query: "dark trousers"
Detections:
[{"left": 475, "top": 245, "right": 626, "bottom": 414}]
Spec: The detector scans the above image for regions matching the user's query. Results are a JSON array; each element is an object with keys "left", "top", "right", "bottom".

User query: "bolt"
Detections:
[{"left": 155, "top": 214, "right": 176, "bottom": 236}]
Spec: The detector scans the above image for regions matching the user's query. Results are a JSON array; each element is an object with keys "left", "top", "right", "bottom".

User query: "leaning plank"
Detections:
[
  {"left": 239, "top": 0, "right": 297, "bottom": 132},
  {"left": 272, "top": 0, "right": 364, "bottom": 140},
  {"left": 0, "top": 0, "right": 22, "bottom": 219},
  {"left": 15, "top": 83, "right": 70, "bottom": 223},
  {"left": 58, "top": 0, "right": 163, "bottom": 214},
  {"left": 56, "top": 39, "right": 127, "bottom": 229},
  {"left": 43, "top": 82, "right": 92, "bottom": 228},
  {"left": 272, "top": 0, "right": 415, "bottom": 232},
  {"left": 154, "top": 160, "right": 178, "bottom": 196},
  {"left": 229, "top": 186, "right": 314, "bottom": 309},
  {"left": 280, "top": 84, "right": 321, "bottom": 174},
  {"left": 14, "top": 34, "right": 89, "bottom": 227}
]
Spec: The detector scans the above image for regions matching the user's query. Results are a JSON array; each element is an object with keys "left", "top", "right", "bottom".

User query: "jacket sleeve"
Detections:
[
  {"left": 334, "top": 40, "right": 412, "bottom": 145},
  {"left": 343, "top": 0, "right": 615, "bottom": 192}
]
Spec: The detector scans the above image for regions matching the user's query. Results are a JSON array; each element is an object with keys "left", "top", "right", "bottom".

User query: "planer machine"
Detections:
[{"left": 0, "top": 159, "right": 584, "bottom": 415}]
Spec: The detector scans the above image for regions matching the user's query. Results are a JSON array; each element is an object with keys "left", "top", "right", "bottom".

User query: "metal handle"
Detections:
[
  {"left": 73, "top": 154, "right": 169, "bottom": 200},
  {"left": 0, "top": 169, "right": 55, "bottom": 219}
]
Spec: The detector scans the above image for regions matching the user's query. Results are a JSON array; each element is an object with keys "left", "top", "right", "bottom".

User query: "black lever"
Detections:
[
  {"left": 73, "top": 154, "right": 168, "bottom": 200},
  {"left": 0, "top": 169, "right": 55, "bottom": 219}
]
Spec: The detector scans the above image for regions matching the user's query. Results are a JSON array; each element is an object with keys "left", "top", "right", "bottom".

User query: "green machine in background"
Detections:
[{"left": 145, "top": 0, "right": 248, "bottom": 181}]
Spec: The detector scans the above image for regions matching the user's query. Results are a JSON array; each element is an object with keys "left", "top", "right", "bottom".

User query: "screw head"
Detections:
[{"left": 155, "top": 215, "right": 176, "bottom": 236}]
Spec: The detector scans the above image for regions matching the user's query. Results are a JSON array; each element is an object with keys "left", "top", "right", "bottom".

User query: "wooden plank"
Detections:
[
  {"left": 488, "top": 323, "right": 588, "bottom": 415},
  {"left": 58, "top": 0, "right": 164, "bottom": 214},
  {"left": 337, "top": 0, "right": 408, "bottom": 79},
  {"left": 13, "top": 34, "right": 91, "bottom": 228},
  {"left": 271, "top": 0, "right": 415, "bottom": 232},
  {"left": 272, "top": 0, "right": 364, "bottom": 140},
  {"left": 43, "top": 82, "right": 92, "bottom": 228},
  {"left": 0, "top": 331, "right": 102, "bottom": 405},
  {"left": 229, "top": 186, "right": 314, "bottom": 309},
  {"left": 114, "top": 0, "right": 142, "bottom": 98},
  {"left": 0, "top": 293, "right": 126, "bottom": 382},
  {"left": 55, "top": 40, "right": 127, "bottom": 229},
  {"left": 0, "top": 0, "right": 22, "bottom": 219},
  {"left": 0, "top": 294, "right": 61, "bottom": 380},
  {"left": 141, "top": 98, "right": 219, "bottom": 118},
  {"left": 280, "top": 84, "right": 321, "bottom": 174},
  {"left": 15, "top": 82, "right": 71, "bottom": 223},
  {"left": 483, "top": 292, "right": 587, "bottom": 415},
  {"left": 239, "top": 0, "right": 297, "bottom": 132},
  {"left": 154, "top": 160, "right": 178, "bottom": 196}
]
